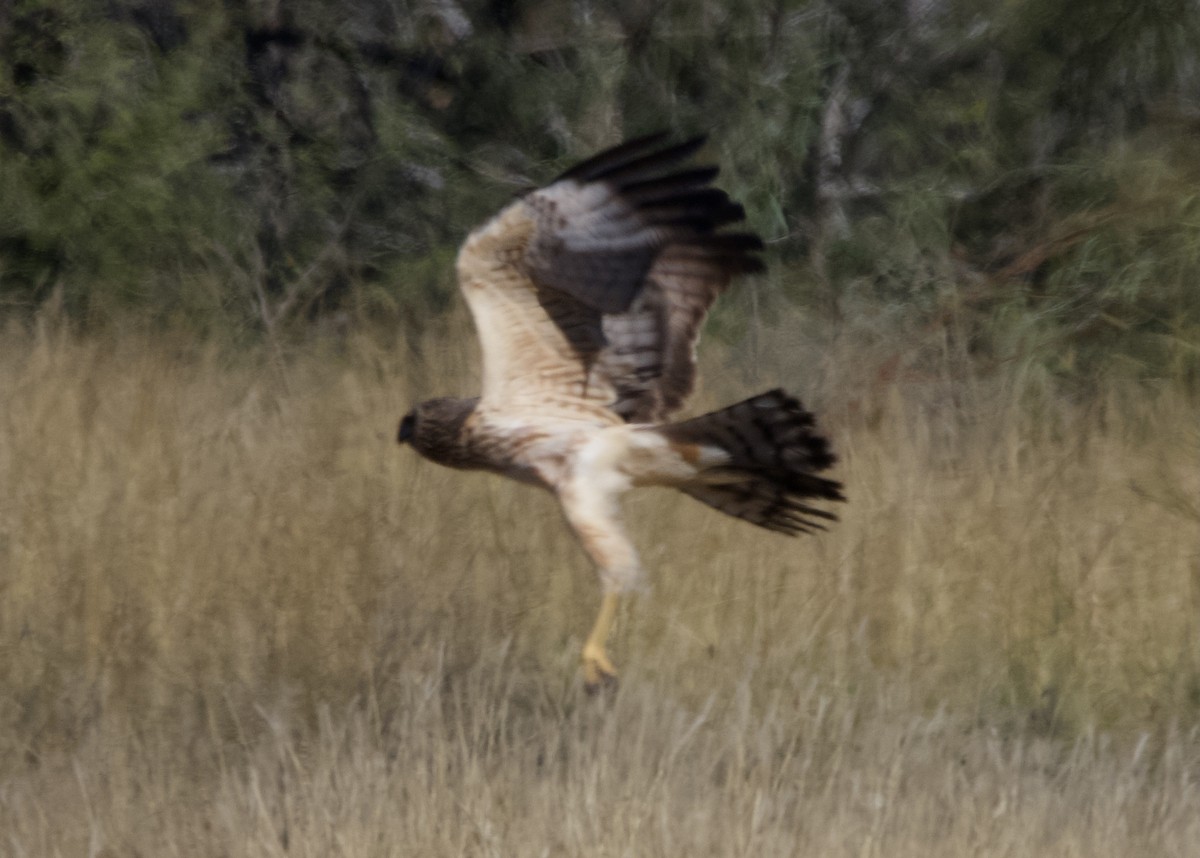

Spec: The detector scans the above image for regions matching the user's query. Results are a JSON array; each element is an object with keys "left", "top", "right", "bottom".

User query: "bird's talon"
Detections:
[
  {"left": 582, "top": 648, "right": 619, "bottom": 694},
  {"left": 583, "top": 669, "right": 619, "bottom": 696}
]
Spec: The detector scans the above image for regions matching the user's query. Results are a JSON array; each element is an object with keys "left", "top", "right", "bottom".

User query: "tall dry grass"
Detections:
[{"left": 1, "top": 313, "right": 1198, "bottom": 855}]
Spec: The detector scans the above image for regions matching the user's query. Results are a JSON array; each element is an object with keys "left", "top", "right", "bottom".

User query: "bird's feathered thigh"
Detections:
[
  {"left": 461, "top": 415, "right": 714, "bottom": 592},
  {"left": 462, "top": 408, "right": 714, "bottom": 493}
]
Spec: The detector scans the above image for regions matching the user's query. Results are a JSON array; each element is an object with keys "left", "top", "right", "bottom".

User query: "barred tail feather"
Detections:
[{"left": 659, "top": 389, "right": 845, "bottom": 535}]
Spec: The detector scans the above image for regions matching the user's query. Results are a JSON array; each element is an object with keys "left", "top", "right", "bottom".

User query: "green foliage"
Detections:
[
  {"left": 0, "top": 2, "right": 241, "bottom": 318},
  {"left": 0, "top": 0, "right": 1197, "bottom": 387}
]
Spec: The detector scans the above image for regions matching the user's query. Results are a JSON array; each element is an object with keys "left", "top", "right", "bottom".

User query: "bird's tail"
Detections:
[{"left": 656, "top": 389, "right": 845, "bottom": 535}]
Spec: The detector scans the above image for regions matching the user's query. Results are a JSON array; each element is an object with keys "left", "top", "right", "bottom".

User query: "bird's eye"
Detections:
[{"left": 398, "top": 413, "right": 416, "bottom": 444}]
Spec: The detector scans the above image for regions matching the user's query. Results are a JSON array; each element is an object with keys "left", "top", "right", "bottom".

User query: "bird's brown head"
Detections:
[{"left": 397, "top": 396, "right": 480, "bottom": 468}]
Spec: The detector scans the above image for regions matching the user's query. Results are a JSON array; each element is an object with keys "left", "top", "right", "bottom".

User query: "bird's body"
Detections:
[{"left": 398, "top": 133, "right": 844, "bottom": 689}]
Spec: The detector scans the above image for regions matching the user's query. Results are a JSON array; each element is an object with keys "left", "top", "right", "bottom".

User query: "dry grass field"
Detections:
[{"left": 1, "top": 314, "right": 1199, "bottom": 856}]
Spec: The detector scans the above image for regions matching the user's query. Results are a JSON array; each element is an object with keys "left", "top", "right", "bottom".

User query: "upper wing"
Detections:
[
  {"left": 598, "top": 233, "right": 764, "bottom": 421},
  {"left": 455, "top": 133, "right": 763, "bottom": 422}
]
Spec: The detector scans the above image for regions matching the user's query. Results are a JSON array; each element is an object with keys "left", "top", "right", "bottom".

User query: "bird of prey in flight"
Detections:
[{"left": 398, "top": 133, "right": 844, "bottom": 691}]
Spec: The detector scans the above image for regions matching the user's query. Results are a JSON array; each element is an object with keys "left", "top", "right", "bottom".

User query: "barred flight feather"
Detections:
[{"left": 659, "top": 390, "right": 844, "bottom": 534}]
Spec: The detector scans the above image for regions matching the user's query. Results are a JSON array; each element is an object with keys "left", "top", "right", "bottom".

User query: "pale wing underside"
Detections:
[
  {"left": 455, "top": 133, "right": 764, "bottom": 423},
  {"left": 457, "top": 205, "right": 619, "bottom": 421}
]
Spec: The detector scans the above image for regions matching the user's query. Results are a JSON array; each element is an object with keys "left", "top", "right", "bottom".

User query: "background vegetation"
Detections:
[
  {"left": 2, "top": 322, "right": 1198, "bottom": 855},
  {"left": 2, "top": 0, "right": 1199, "bottom": 386},
  {"left": 2, "top": 0, "right": 1200, "bottom": 854}
]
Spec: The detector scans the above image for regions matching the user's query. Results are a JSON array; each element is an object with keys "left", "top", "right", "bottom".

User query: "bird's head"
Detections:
[{"left": 397, "top": 396, "right": 480, "bottom": 467}]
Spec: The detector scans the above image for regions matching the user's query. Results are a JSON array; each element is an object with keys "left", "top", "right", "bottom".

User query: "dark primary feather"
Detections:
[
  {"left": 522, "top": 133, "right": 764, "bottom": 422},
  {"left": 554, "top": 133, "right": 699, "bottom": 184},
  {"left": 622, "top": 167, "right": 722, "bottom": 203},
  {"left": 526, "top": 132, "right": 755, "bottom": 315}
]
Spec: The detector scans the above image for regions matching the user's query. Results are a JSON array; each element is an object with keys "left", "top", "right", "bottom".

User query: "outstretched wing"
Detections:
[{"left": 455, "top": 133, "right": 763, "bottom": 422}]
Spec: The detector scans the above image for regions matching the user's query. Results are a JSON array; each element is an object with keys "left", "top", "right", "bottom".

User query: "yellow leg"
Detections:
[{"left": 581, "top": 592, "right": 620, "bottom": 693}]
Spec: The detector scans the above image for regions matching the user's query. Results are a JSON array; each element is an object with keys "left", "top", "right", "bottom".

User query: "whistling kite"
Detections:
[{"left": 398, "top": 134, "right": 843, "bottom": 691}]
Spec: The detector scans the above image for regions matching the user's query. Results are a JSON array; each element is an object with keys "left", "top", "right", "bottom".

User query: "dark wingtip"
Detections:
[
  {"left": 554, "top": 131, "right": 674, "bottom": 183},
  {"left": 554, "top": 132, "right": 712, "bottom": 185}
]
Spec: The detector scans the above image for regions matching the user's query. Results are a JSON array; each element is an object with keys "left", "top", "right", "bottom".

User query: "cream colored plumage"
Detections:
[{"left": 398, "top": 133, "right": 844, "bottom": 690}]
